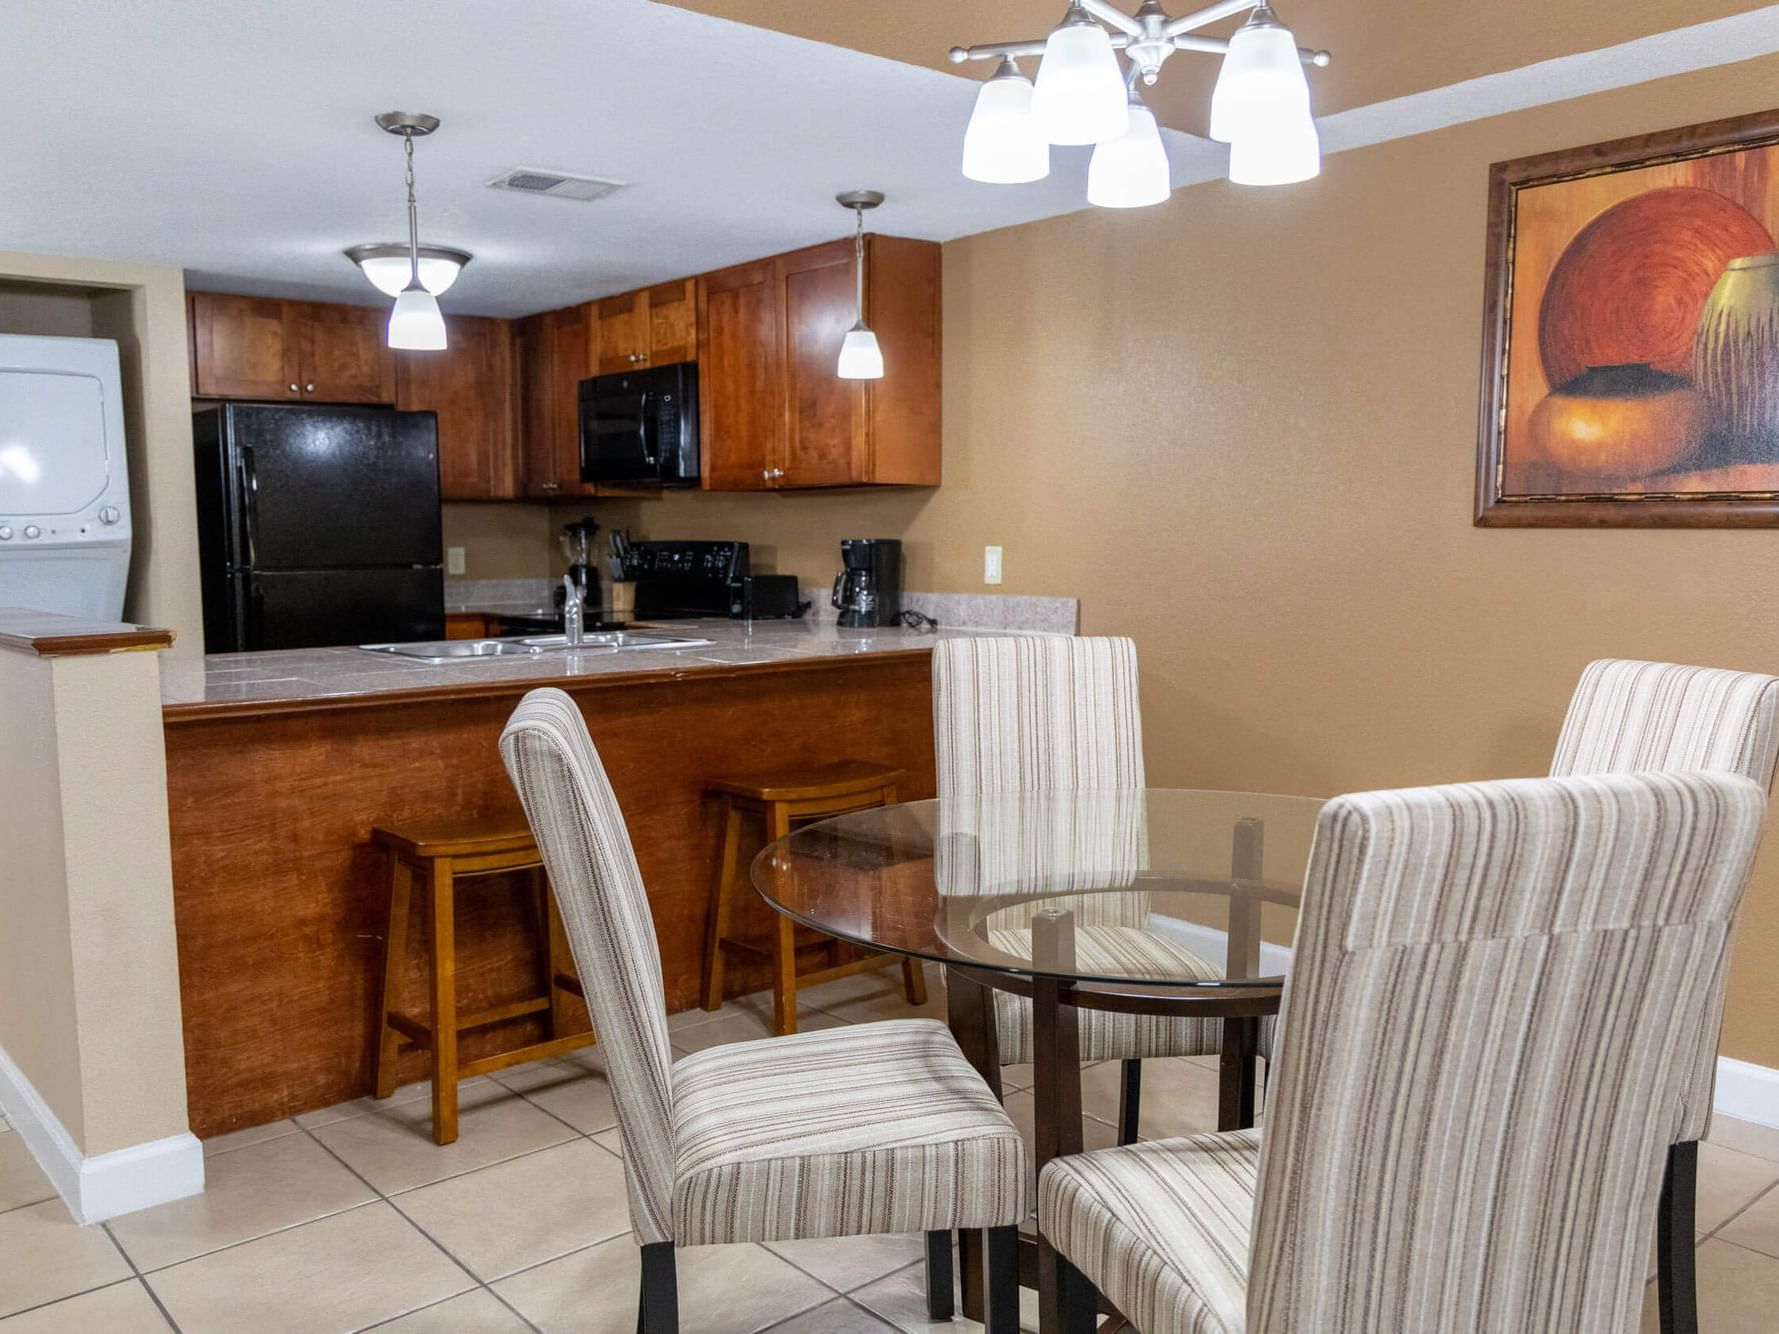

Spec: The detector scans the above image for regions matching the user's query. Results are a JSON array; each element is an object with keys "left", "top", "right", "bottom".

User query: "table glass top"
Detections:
[{"left": 751, "top": 789, "right": 1326, "bottom": 988}]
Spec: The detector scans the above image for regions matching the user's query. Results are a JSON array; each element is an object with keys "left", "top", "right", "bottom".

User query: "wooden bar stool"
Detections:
[
  {"left": 372, "top": 816, "right": 594, "bottom": 1145},
  {"left": 702, "top": 760, "right": 926, "bottom": 1035}
]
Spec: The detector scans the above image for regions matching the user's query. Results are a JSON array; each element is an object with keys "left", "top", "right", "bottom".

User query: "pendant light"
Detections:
[
  {"left": 1086, "top": 83, "right": 1170, "bottom": 208},
  {"left": 1031, "top": 4, "right": 1129, "bottom": 146},
  {"left": 344, "top": 243, "right": 472, "bottom": 299},
  {"left": 1227, "top": 112, "right": 1320, "bottom": 186},
  {"left": 1208, "top": 4, "right": 1322, "bottom": 191},
  {"left": 375, "top": 112, "right": 448, "bottom": 351},
  {"left": 836, "top": 190, "right": 884, "bottom": 380},
  {"left": 962, "top": 57, "right": 1049, "bottom": 184}
]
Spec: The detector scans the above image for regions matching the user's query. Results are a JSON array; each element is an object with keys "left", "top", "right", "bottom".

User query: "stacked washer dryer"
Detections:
[{"left": 0, "top": 334, "right": 132, "bottom": 620}]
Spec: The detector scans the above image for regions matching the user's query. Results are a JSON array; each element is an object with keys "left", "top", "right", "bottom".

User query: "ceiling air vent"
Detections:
[{"left": 486, "top": 167, "right": 626, "bottom": 202}]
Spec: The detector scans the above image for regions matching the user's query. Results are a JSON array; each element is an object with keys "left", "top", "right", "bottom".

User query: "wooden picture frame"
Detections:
[{"left": 1476, "top": 107, "right": 1779, "bottom": 527}]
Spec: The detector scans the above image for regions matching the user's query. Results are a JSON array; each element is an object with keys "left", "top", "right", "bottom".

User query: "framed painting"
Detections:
[{"left": 1476, "top": 108, "right": 1779, "bottom": 527}]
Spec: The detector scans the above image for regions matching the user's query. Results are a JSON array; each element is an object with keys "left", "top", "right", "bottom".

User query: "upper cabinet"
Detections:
[
  {"left": 190, "top": 293, "right": 395, "bottom": 404},
  {"left": 394, "top": 315, "right": 516, "bottom": 501},
  {"left": 698, "top": 236, "right": 940, "bottom": 491},
  {"left": 596, "top": 278, "right": 697, "bottom": 373},
  {"left": 515, "top": 303, "right": 597, "bottom": 499}
]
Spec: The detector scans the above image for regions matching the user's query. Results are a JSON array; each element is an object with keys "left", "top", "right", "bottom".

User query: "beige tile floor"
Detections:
[{"left": 3, "top": 969, "right": 1778, "bottom": 1332}]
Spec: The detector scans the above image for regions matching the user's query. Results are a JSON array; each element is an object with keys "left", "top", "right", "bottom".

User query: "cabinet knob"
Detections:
[
  {"left": 305, "top": 382, "right": 316, "bottom": 393},
  {"left": 630, "top": 352, "right": 646, "bottom": 363},
  {"left": 289, "top": 383, "right": 299, "bottom": 393},
  {"left": 540, "top": 482, "right": 560, "bottom": 491}
]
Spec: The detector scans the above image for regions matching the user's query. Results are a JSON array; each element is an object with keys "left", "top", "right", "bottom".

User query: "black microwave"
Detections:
[{"left": 578, "top": 362, "right": 699, "bottom": 487}]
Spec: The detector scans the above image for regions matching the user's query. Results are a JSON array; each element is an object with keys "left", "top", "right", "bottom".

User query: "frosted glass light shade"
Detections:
[
  {"left": 388, "top": 286, "right": 447, "bottom": 350},
  {"left": 1228, "top": 111, "right": 1321, "bottom": 186},
  {"left": 837, "top": 324, "right": 884, "bottom": 379},
  {"left": 1087, "top": 104, "right": 1170, "bottom": 208},
  {"left": 962, "top": 65, "right": 1049, "bottom": 183},
  {"left": 1209, "top": 18, "right": 1311, "bottom": 143},
  {"left": 355, "top": 253, "right": 465, "bottom": 298},
  {"left": 1032, "top": 16, "right": 1129, "bottom": 146}
]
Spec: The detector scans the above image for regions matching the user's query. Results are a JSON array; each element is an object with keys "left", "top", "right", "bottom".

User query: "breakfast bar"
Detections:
[{"left": 160, "top": 620, "right": 994, "bottom": 1137}]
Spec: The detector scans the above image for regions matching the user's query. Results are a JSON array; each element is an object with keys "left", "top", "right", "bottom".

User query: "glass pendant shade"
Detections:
[
  {"left": 1208, "top": 15, "right": 1311, "bottom": 143},
  {"left": 962, "top": 61, "right": 1049, "bottom": 184},
  {"left": 350, "top": 249, "right": 467, "bottom": 298},
  {"left": 837, "top": 324, "right": 884, "bottom": 379},
  {"left": 1087, "top": 103, "right": 1170, "bottom": 208},
  {"left": 388, "top": 284, "right": 447, "bottom": 350},
  {"left": 1228, "top": 110, "right": 1321, "bottom": 186},
  {"left": 1031, "top": 14, "right": 1129, "bottom": 145}
]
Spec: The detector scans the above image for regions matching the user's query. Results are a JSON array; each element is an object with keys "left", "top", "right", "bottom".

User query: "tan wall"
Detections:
[
  {"left": 0, "top": 253, "right": 202, "bottom": 658},
  {"left": 441, "top": 502, "right": 557, "bottom": 580},
  {"left": 575, "top": 56, "right": 1779, "bottom": 1067},
  {"left": 0, "top": 648, "right": 188, "bottom": 1155}
]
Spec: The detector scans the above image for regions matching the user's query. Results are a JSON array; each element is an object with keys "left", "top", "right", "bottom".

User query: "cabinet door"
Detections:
[
  {"left": 395, "top": 315, "right": 516, "bottom": 500},
  {"left": 596, "top": 291, "right": 648, "bottom": 373},
  {"left": 546, "top": 305, "right": 596, "bottom": 495},
  {"left": 779, "top": 241, "right": 865, "bottom": 488},
  {"left": 646, "top": 279, "right": 697, "bottom": 365},
  {"left": 698, "top": 261, "right": 782, "bottom": 491},
  {"left": 190, "top": 293, "right": 300, "bottom": 400},
  {"left": 514, "top": 314, "right": 562, "bottom": 499},
  {"left": 296, "top": 302, "right": 396, "bottom": 404}
]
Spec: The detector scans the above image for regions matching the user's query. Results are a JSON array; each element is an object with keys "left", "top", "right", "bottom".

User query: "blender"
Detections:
[{"left": 557, "top": 517, "right": 601, "bottom": 617}]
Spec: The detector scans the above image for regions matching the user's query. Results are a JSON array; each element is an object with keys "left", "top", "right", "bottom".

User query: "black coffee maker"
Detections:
[{"left": 832, "top": 538, "right": 902, "bottom": 628}]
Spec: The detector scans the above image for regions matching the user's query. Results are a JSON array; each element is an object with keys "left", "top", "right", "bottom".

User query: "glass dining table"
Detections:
[{"left": 751, "top": 787, "right": 1326, "bottom": 1332}]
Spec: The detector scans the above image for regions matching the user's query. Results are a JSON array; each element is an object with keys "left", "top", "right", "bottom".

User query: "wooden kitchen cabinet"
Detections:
[
  {"left": 698, "top": 259, "right": 782, "bottom": 490},
  {"left": 395, "top": 314, "right": 517, "bottom": 500},
  {"left": 596, "top": 278, "right": 697, "bottom": 373},
  {"left": 697, "top": 236, "right": 940, "bottom": 491},
  {"left": 515, "top": 303, "right": 597, "bottom": 499},
  {"left": 189, "top": 293, "right": 396, "bottom": 404}
]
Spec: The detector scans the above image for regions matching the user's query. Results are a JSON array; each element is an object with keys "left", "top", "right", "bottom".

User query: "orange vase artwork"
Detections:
[{"left": 1477, "top": 110, "right": 1779, "bottom": 526}]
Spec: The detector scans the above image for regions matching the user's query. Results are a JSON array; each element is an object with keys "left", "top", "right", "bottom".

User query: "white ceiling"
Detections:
[{"left": 0, "top": 0, "right": 1215, "bottom": 318}]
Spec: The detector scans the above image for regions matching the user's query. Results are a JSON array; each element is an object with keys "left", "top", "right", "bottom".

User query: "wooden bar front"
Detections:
[{"left": 163, "top": 653, "right": 937, "bottom": 1137}]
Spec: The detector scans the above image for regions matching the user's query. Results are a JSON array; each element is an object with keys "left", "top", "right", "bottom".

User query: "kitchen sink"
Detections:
[
  {"left": 357, "top": 631, "right": 712, "bottom": 662},
  {"left": 517, "top": 632, "right": 714, "bottom": 651}
]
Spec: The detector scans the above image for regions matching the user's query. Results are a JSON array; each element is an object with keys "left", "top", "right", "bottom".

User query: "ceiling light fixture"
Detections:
[
  {"left": 344, "top": 243, "right": 472, "bottom": 299},
  {"left": 836, "top": 190, "right": 885, "bottom": 381},
  {"left": 951, "top": 0, "right": 1330, "bottom": 206},
  {"left": 374, "top": 111, "right": 448, "bottom": 351}
]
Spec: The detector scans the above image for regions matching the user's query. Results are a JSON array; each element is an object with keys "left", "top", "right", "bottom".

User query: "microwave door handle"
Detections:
[{"left": 637, "top": 390, "right": 659, "bottom": 466}]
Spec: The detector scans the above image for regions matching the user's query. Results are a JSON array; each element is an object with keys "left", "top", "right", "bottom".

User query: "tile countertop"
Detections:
[{"left": 159, "top": 618, "right": 1019, "bottom": 719}]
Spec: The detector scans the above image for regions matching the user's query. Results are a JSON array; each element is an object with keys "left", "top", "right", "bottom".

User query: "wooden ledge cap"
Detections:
[{"left": 0, "top": 606, "right": 176, "bottom": 658}]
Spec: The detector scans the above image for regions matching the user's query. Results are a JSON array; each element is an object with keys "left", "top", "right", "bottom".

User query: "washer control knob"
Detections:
[
  {"left": 0, "top": 526, "right": 11, "bottom": 541},
  {"left": 22, "top": 524, "right": 41, "bottom": 539},
  {"left": 98, "top": 505, "right": 121, "bottom": 525}
]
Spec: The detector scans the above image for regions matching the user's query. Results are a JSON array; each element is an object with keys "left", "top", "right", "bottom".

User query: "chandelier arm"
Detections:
[
  {"left": 1161, "top": 0, "right": 1260, "bottom": 38},
  {"left": 949, "top": 32, "right": 1132, "bottom": 63},
  {"left": 1078, "top": 0, "right": 1145, "bottom": 36}
]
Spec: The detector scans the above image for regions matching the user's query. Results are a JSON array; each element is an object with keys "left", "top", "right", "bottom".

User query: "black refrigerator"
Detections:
[{"left": 193, "top": 404, "right": 445, "bottom": 651}]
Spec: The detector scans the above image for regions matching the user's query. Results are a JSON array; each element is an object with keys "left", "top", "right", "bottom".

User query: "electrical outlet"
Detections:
[
  {"left": 984, "top": 545, "right": 1003, "bottom": 586},
  {"left": 446, "top": 546, "right": 466, "bottom": 576}
]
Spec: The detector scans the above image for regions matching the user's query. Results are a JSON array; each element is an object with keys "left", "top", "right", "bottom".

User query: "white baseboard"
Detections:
[
  {"left": 0, "top": 1041, "right": 202, "bottom": 1224},
  {"left": 1716, "top": 1056, "right": 1779, "bottom": 1130}
]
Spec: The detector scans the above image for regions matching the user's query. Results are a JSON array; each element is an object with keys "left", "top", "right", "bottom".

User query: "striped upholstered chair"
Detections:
[
  {"left": 1038, "top": 768, "right": 1768, "bottom": 1333},
  {"left": 1549, "top": 659, "right": 1779, "bottom": 1333},
  {"left": 933, "top": 636, "right": 1223, "bottom": 1144},
  {"left": 501, "top": 689, "right": 1026, "bottom": 1334}
]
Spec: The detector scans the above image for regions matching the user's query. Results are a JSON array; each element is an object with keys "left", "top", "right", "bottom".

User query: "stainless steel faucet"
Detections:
[{"left": 562, "top": 574, "right": 584, "bottom": 647}]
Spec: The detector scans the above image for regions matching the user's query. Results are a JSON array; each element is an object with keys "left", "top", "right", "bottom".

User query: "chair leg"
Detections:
[
  {"left": 636, "top": 1242, "right": 678, "bottom": 1334},
  {"left": 1117, "top": 1058, "right": 1142, "bottom": 1145},
  {"left": 425, "top": 857, "right": 459, "bottom": 1146},
  {"left": 701, "top": 800, "right": 741, "bottom": 1012},
  {"left": 373, "top": 852, "right": 413, "bottom": 1100},
  {"left": 766, "top": 804, "right": 798, "bottom": 1036},
  {"left": 901, "top": 957, "right": 929, "bottom": 1007},
  {"left": 1658, "top": 1140, "right": 1699, "bottom": 1334},
  {"left": 984, "top": 1225, "right": 1020, "bottom": 1334},
  {"left": 924, "top": 1231, "right": 954, "bottom": 1320}
]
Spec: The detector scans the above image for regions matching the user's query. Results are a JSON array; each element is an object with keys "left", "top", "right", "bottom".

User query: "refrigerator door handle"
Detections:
[{"left": 239, "top": 443, "right": 261, "bottom": 570}]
